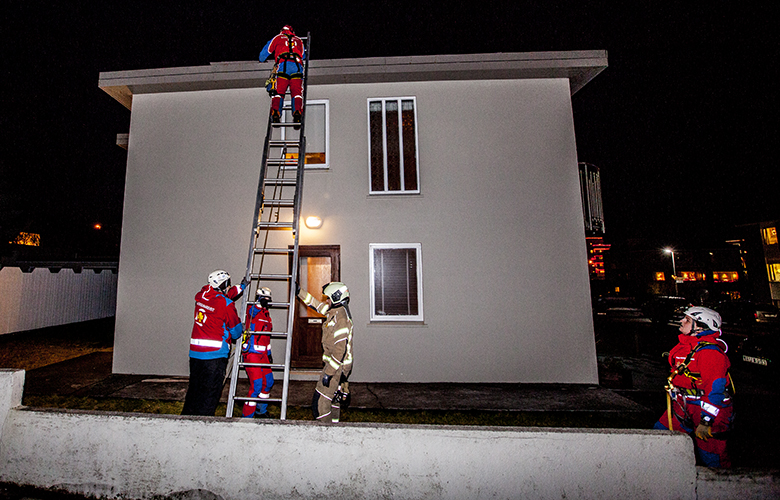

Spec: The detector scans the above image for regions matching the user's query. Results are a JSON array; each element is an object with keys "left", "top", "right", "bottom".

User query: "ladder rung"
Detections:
[
  {"left": 253, "top": 273, "right": 293, "bottom": 280},
  {"left": 247, "top": 300, "right": 291, "bottom": 309},
  {"left": 266, "top": 159, "right": 300, "bottom": 167},
  {"left": 257, "top": 222, "right": 294, "bottom": 229},
  {"left": 263, "top": 199, "right": 295, "bottom": 207},
  {"left": 239, "top": 362, "right": 287, "bottom": 369},
  {"left": 271, "top": 122, "right": 303, "bottom": 128},
  {"left": 232, "top": 396, "right": 283, "bottom": 404},
  {"left": 253, "top": 247, "right": 294, "bottom": 254},
  {"left": 268, "top": 140, "right": 300, "bottom": 148},
  {"left": 263, "top": 178, "right": 297, "bottom": 186}
]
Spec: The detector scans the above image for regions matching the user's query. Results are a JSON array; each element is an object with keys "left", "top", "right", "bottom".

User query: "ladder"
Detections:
[{"left": 226, "top": 33, "right": 311, "bottom": 420}]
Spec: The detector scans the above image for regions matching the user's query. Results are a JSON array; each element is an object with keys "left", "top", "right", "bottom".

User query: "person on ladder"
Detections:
[
  {"left": 296, "top": 281, "right": 353, "bottom": 423},
  {"left": 241, "top": 287, "right": 275, "bottom": 418},
  {"left": 182, "top": 270, "right": 244, "bottom": 416},
  {"left": 654, "top": 306, "right": 734, "bottom": 468},
  {"left": 259, "top": 25, "right": 306, "bottom": 125}
]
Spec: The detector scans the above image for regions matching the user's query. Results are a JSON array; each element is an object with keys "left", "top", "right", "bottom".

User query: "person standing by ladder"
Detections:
[
  {"left": 296, "top": 281, "right": 353, "bottom": 423},
  {"left": 241, "top": 287, "right": 275, "bottom": 418},
  {"left": 259, "top": 25, "right": 306, "bottom": 125},
  {"left": 182, "top": 270, "right": 244, "bottom": 416}
]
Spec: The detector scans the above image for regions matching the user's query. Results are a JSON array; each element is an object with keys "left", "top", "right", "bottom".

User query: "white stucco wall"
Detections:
[
  {"left": 0, "top": 267, "right": 117, "bottom": 335},
  {"left": 0, "top": 371, "right": 697, "bottom": 500},
  {"left": 113, "top": 77, "right": 597, "bottom": 383}
]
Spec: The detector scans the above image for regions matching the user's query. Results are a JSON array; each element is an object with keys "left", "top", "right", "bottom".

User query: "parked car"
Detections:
[
  {"left": 642, "top": 296, "right": 692, "bottom": 325},
  {"left": 714, "top": 300, "right": 780, "bottom": 328},
  {"left": 733, "top": 328, "right": 778, "bottom": 373},
  {"left": 593, "top": 296, "right": 650, "bottom": 323}
]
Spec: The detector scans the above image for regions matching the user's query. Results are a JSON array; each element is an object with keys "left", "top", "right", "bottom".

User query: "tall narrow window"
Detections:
[
  {"left": 367, "top": 97, "right": 420, "bottom": 194},
  {"left": 370, "top": 243, "right": 423, "bottom": 321}
]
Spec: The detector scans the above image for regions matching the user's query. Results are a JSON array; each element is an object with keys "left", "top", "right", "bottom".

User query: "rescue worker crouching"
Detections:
[
  {"left": 296, "top": 281, "right": 353, "bottom": 423},
  {"left": 655, "top": 306, "right": 734, "bottom": 468}
]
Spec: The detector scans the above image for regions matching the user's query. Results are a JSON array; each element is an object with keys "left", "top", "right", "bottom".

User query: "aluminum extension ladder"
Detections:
[{"left": 226, "top": 33, "right": 311, "bottom": 420}]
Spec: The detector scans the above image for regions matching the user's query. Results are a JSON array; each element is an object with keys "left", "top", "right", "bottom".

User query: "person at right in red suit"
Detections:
[{"left": 655, "top": 306, "right": 734, "bottom": 468}]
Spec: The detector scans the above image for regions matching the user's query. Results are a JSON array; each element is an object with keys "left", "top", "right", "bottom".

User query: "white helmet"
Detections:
[
  {"left": 256, "top": 287, "right": 272, "bottom": 302},
  {"left": 322, "top": 282, "right": 349, "bottom": 306},
  {"left": 683, "top": 306, "right": 722, "bottom": 332},
  {"left": 208, "top": 270, "right": 231, "bottom": 292}
]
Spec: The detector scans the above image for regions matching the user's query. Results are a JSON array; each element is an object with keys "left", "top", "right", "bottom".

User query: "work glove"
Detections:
[
  {"left": 240, "top": 276, "right": 249, "bottom": 289},
  {"left": 268, "top": 352, "right": 273, "bottom": 364},
  {"left": 321, "top": 374, "right": 332, "bottom": 387},
  {"left": 695, "top": 422, "right": 712, "bottom": 441}
]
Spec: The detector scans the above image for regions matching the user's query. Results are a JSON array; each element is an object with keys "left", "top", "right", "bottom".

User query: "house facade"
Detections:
[{"left": 99, "top": 51, "right": 608, "bottom": 383}]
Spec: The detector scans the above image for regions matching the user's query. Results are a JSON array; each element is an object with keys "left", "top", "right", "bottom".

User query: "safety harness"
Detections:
[{"left": 665, "top": 340, "right": 734, "bottom": 430}]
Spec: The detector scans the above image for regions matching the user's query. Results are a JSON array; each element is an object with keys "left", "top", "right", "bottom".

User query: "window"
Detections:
[
  {"left": 370, "top": 243, "right": 423, "bottom": 321},
  {"left": 281, "top": 99, "right": 329, "bottom": 169},
  {"left": 762, "top": 227, "right": 778, "bottom": 246},
  {"left": 767, "top": 263, "right": 780, "bottom": 282},
  {"left": 367, "top": 97, "right": 420, "bottom": 194}
]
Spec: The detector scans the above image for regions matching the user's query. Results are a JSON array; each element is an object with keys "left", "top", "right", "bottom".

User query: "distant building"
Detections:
[{"left": 729, "top": 220, "right": 780, "bottom": 306}]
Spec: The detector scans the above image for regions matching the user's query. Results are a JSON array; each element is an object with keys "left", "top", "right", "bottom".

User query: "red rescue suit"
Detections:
[
  {"left": 655, "top": 330, "right": 734, "bottom": 468},
  {"left": 242, "top": 304, "right": 274, "bottom": 417},
  {"left": 259, "top": 29, "right": 306, "bottom": 114}
]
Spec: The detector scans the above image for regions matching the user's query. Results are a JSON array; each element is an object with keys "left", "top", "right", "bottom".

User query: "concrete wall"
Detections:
[
  {"left": 0, "top": 267, "right": 117, "bottom": 335},
  {"left": 0, "top": 370, "right": 697, "bottom": 500},
  {"left": 113, "top": 77, "right": 598, "bottom": 384}
]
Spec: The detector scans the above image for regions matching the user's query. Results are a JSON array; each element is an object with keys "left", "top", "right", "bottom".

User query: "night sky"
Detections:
[{"left": 2, "top": 2, "right": 778, "bottom": 258}]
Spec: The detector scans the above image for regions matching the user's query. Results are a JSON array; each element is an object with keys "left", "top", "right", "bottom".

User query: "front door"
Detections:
[{"left": 291, "top": 245, "right": 340, "bottom": 368}]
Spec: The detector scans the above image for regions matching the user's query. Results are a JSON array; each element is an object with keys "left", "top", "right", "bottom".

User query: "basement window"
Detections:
[{"left": 369, "top": 243, "right": 423, "bottom": 322}]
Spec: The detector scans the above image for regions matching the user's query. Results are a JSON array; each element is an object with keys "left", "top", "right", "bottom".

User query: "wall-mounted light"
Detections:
[{"left": 304, "top": 216, "right": 322, "bottom": 229}]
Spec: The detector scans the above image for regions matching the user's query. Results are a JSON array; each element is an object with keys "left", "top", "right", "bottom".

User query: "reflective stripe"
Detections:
[
  {"left": 259, "top": 393, "right": 270, "bottom": 399},
  {"left": 252, "top": 345, "right": 268, "bottom": 351},
  {"left": 700, "top": 401, "right": 720, "bottom": 416},
  {"left": 191, "top": 338, "right": 223, "bottom": 348},
  {"left": 334, "top": 327, "right": 350, "bottom": 338},
  {"left": 328, "top": 358, "right": 341, "bottom": 370},
  {"left": 246, "top": 402, "right": 257, "bottom": 407}
]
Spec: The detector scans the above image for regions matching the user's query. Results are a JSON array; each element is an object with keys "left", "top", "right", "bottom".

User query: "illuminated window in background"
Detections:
[
  {"left": 768, "top": 263, "right": 780, "bottom": 282},
  {"left": 10, "top": 232, "right": 40, "bottom": 246},
  {"left": 712, "top": 272, "right": 739, "bottom": 283},
  {"left": 655, "top": 272, "right": 666, "bottom": 281},
  {"left": 762, "top": 227, "right": 778, "bottom": 246},
  {"left": 680, "top": 272, "right": 705, "bottom": 281}
]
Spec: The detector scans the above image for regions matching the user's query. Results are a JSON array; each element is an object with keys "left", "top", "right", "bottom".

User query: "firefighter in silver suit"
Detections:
[{"left": 297, "top": 281, "right": 353, "bottom": 423}]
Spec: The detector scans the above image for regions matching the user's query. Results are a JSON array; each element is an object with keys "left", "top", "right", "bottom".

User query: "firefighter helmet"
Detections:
[
  {"left": 683, "top": 306, "right": 722, "bottom": 332},
  {"left": 208, "top": 270, "right": 231, "bottom": 292},
  {"left": 322, "top": 282, "right": 349, "bottom": 306},
  {"left": 256, "top": 287, "right": 272, "bottom": 302}
]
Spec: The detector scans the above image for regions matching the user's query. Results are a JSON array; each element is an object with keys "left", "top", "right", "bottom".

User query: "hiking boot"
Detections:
[
  {"left": 271, "top": 110, "right": 281, "bottom": 123},
  {"left": 292, "top": 111, "right": 302, "bottom": 130}
]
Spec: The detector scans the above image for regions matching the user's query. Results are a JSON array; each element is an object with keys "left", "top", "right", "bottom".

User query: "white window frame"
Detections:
[
  {"left": 369, "top": 243, "right": 424, "bottom": 322},
  {"left": 366, "top": 97, "right": 420, "bottom": 194},
  {"left": 281, "top": 99, "right": 329, "bottom": 170}
]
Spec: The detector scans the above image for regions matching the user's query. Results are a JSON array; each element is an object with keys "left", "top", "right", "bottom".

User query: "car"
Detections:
[
  {"left": 733, "top": 327, "right": 779, "bottom": 372},
  {"left": 714, "top": 300, "right": 780, "bottom": 329},
  {"left": 642, "top": 296, "right": 692, "bottom": 325},
  {"left": 593, "top": 296, "right": 651, "bottom": 323}
]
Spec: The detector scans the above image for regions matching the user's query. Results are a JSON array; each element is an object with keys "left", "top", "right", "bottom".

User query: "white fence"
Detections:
[{"left": 0, "top": 266, "right": 117, "bottom": 335}]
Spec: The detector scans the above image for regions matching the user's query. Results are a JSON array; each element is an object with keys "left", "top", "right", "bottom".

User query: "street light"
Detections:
[{"left": 664, "top": 248, "right": 677, "bottom": 296}]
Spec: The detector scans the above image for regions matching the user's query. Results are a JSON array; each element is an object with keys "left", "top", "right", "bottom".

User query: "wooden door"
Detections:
[{"left": 291, "top": 245, "right": 340, "bottom": 367}]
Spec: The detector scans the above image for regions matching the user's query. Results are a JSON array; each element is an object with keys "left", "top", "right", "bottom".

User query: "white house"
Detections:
[{"left": 98, "top": 50, "right": 608, "bottom": 383}]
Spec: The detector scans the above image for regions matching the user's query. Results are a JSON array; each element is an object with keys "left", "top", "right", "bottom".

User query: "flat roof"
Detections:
[{"left": 99, "top": 50, "right": 608, "bottom": 110}]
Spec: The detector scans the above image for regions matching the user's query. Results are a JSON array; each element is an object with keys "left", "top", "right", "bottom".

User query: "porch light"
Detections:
[{"left": 305, "top": 216, "right": 323, "bottom": 229}]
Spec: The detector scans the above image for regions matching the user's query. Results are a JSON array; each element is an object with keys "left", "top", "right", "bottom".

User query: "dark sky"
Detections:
[{"left": 2, "top": 2, "right": 778, "bottom": 257}]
